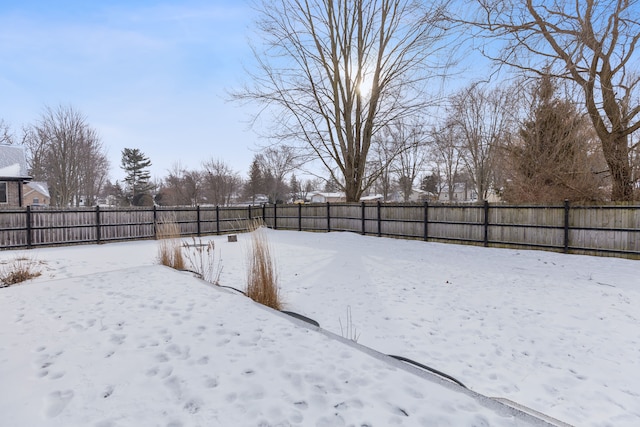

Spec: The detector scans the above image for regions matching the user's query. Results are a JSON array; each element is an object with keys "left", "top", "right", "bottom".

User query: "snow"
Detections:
[
  {"left": 1, "top": 229, "right": 639, "bottom": 426},
  {"left": 0, "top": 163, "right": 22, "bottom": 178}
]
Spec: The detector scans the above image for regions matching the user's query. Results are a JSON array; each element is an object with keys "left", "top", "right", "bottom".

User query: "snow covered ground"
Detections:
[{"left": 1, "top": 229, "right": 638, "bottom": 426}]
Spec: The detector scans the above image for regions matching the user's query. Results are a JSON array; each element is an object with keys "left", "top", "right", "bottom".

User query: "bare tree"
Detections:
[
  {"left": 368, "top": 132, "right": 397, "bottom": 200},
  {"left": 469, "top": 0, "right": 640, "bottom": 200},
  {"left": 24, "top": 105, "right": 109, "bottom": 207},
  {"left": 449, "top": 83, "right": 514, "bottom": 201},
  {"left": 0, "top": 119, "right": 14, "bottom": 145},
  {"left": 256, "top": 146, "right": 301, "bottom": 203},
  {"left": 158, "top": 162, "right": 202, "bottom": 206},
  {"left": 201, "top": 159, "right": 241, "bottom": 206},
  {"left": 236, "top": 0, "right": 453, "bottom": 201},
  {"left": 78, "top": 128, "right": 110, "bottom": 206},
  {"left": 387, "top": 120, "right": 429, "bottom": 201},
  {"left": 429, "top": 120, "right": 464, "bottom": 201}
]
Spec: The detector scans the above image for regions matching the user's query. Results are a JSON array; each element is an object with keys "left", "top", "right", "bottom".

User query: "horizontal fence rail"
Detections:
[
  {"left": 0, "top": 205, "right": 262, "bottom": 249},
  {"left": 263, "top": 201, "right": 640, "bottom": 260},
  {"left": 1, "top": 202, "right": 639, "bottom": 259}
]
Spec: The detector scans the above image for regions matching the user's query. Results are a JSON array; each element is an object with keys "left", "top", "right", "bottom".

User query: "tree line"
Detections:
[{"left": 2, "top": 0, "right": 640, "bottom": 205}]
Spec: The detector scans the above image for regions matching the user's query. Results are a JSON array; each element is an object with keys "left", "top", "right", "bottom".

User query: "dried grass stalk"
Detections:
[
  {"left": 245, "top": 224, "right": 281, "bottom": 310},
  {"left": 182, "top": 238, "right": 222, "bottom": 285},
  {"left": 0, "top": 255, "right": 42, "bottom": 287},
  {"left": 157, "top": 216, "right": 185, "bottom": 270}
]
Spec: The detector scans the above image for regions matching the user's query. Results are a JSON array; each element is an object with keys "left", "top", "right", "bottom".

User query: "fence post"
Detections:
[
  {"left": 361, "top": 201, "right": 366, "bottom": 235},
  {"left": 215, "top": 206, "right": 220, "bottom": 234},
  {"left": 483, "top": 200, "right": 489, "bottom": 247},
  {"left": 327, "top": 202, "right": 331, "bottom": 232},
  {"left": 298, "top": 203, "right": 302, "bottom": 231},
  {"left": 95, "top": 205, "right": 101, "bottom": 244},
  {"left": 564, "top": 199, "right": 570, "bottom": 253},
  {"left": 377, "top": 201, "right": 382, "bottom": 237},
  {"left": 153, "top": 205, "right": 158, "bottom": 239},
  {"left": 26, "top": 205, "right": 32, "bottom": 249},
  {"left": 274, "top": 203, "right": 278, "bottom": 230},
  {"left": 424, "top": 201, "right": 429, "bottom": 241},
  {"left": 196, "top": 205, "right": 201, "bottom": 237},
  {"left": 248, "top": 205, "right": 252, "bottom": 222}
]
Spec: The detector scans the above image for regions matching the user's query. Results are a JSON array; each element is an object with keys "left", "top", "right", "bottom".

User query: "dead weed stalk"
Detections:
[{"left": 182, "top": 237, "right": 222, "bottom": 285}]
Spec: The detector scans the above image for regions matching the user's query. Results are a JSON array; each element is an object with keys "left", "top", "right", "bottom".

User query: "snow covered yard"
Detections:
[{"left": 1, "top": 229, "right": 639, "bottom": 426}]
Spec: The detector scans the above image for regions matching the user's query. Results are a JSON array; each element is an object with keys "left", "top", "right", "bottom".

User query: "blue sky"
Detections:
[{"left": 0, "top": 0, "right": 261, "bottom": 182}]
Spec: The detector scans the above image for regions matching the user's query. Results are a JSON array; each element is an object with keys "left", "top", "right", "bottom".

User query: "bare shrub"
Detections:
[
  {"left": 182, "top": 238, "right": 222, "bottom": 285},
  {"left": 0, "top": 255, "right": 42, "bottom": 288},
  {"left": 245, "top": 221, "right": 282, "bottom": 310},
  {"left": 156, "top": 216, "right": 185, "bottom": 270}
]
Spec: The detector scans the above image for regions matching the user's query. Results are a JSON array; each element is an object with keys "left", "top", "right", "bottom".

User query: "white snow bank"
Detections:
[
  {"left": 1, "top": 229, "right": 639, "bottom": 426},
  {"left": 1, "top": 266, "right": 545, "bottom": 426}
]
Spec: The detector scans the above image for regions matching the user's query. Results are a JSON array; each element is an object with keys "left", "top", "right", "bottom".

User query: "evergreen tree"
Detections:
[
  {"left": 244, "top": 156, "right": 264, "bottom": 203},
  {"left": 505, "top": 75, "right": 606, "bottom": 202},
  {"left": 289, "top": 174, "right": 300, "bottom": 201},
  {"left": 121, "top": 148, "right": 153, "bottom": 206}
]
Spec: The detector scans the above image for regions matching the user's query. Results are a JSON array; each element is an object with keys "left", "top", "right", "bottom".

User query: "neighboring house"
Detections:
[
  {"left": 438, "top": 183, "right": 477, "bottom": 203},
  {"left": 438, "top": 183, "right": 501, "bottom": 203},
  {"left": 386, "top": 188, "right": 436, "bottom": 203},
  {"left": 0, "top": 145, "right": 32, "bottom": 208},
  {"left": 23, "top": 181, "right": 50, "bottom": 207},
  {"left": 308, "top": 191, "right": 347, "bottom": 203}
]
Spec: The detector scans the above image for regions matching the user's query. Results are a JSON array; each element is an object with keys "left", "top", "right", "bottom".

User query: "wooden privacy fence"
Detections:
[
  {"left": 1, "top": 202, "right": 639, "bottom": 259},
  {"left": 263, "top": 201, "right": 640, "bottom": 259},
  {"left": 0, "top": 205, "right": 262, "bottom": 249}
]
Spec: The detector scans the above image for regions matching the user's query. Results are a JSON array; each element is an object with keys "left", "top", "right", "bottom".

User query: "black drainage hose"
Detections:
[
  {"left": 280, "top": 310, "right": 320, "bottom": 327},
  {"left": 387, "top": 355, "right": 467, "bottom": 389}
]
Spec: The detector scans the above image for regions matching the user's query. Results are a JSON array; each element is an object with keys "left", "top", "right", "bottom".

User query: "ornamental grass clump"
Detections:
[
  {"left": 0, "top": 255, "right": 42, "bottom": 288},
  {"left": 245, "top": 220, "right": 282, "bottom": 310},
  {"left": 156, "top": 217, "right": 185, "bottom": 270}
]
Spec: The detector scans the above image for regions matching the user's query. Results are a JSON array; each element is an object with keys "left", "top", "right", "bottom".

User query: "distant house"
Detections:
[
  {"left": 438, "top": 183, "right": 501, "bottom": 203},
  {"left": 386, "top": 188, "right": 436, "bottom": 203},
  {"left": 438, "top": 183, "right": 477, "bottom": 203},
  {"left": 23, "top": 181, "right": 50, "bottom": 207},
  {"left": 308, "top": 191, "right": 347, "bottom": 203},
  {"left": 0, "top": 145, "right": 32, "bottom": 208}
]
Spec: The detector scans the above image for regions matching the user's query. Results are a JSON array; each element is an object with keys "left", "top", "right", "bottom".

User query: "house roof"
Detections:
[
  {"left": 308, "top": 191, "right": 345, "bottom": 198},
  {"left": 25, "top": 181, "right": 50, "bottom": 198},
  {"left": 0, "top": 145, "right": 31, "bottom": 180}
]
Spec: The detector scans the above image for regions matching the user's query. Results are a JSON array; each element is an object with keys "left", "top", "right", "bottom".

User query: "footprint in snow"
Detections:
[{"left": 44, "top": 390, "right": 74, "bottom": 418}]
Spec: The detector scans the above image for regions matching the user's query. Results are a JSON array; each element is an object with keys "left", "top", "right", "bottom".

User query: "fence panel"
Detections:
[
  {"left": 0, "top": 210, "right": 27, "bottom": 248},
  {"left": 329, "top": 203, "right": 361, "bottom": 232},
  {"left": 379, "top": 203, "right": 424, "bottom": 239},
  {"left": 488, "top": 205, "right": 566, "bottom": 251},
  {"left": 100, "top": 208, "right": 155, "bottom": 242},
  {"left": 427, "top": 204, "right": 485, "bottom": 244},
  {"left": 1, "top": 203, "right": 639, "bottom": 259},
  {"left": 569, "top": 205, "right": 640, "bottom": 256}
]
